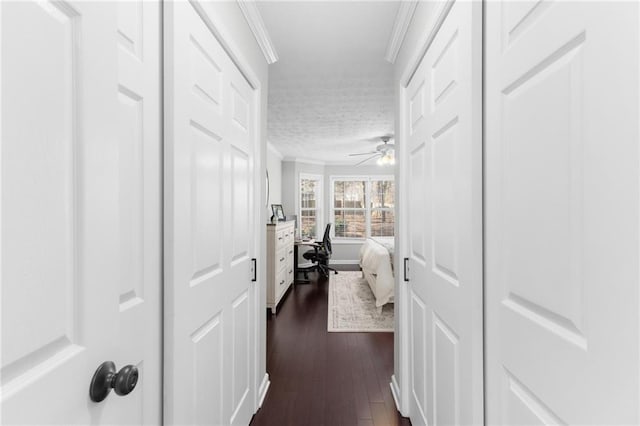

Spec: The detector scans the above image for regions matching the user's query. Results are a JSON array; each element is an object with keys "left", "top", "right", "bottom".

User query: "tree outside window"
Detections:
[
  {"left": 331, "top": 177, "right": 394, "bottom": 239},
  {"left": 299, "top": 175, "right": 322, "bottom": 239},
  {"left": 370, "top": 180, "right": 395, "bottom": 237}
]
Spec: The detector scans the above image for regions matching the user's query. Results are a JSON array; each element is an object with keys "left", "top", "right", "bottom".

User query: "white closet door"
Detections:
[
  {"left": 485, "top": 2, "right": 640, "bottom": 424},
  {"left": 164, "top": 2, "right": 257, "bottom": 425},
  {"left": 1, "top": 1, "right": 162, "bottom": 424},
  {"left": 403, "top": 2, "right": 483, "bottom": 425}
]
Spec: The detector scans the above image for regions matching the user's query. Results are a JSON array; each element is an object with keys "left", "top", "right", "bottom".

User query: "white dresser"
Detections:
[{"left": 266, "top": 220, "right": 295, "bottom": 314}]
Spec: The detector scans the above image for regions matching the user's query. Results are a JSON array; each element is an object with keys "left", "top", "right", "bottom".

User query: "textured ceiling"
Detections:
[{"left": 256, "top": 1, "right": 399, "bottom": 164}]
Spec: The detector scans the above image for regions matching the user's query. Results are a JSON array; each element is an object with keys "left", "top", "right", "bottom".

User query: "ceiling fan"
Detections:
[{"left": 349, "top": 136, "right": 396, "bottom": 166}]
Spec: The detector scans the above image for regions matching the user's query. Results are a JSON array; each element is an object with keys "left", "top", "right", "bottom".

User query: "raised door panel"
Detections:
[
  {"left": 230, "top": 291, "right": 250, "bottom": 424},
  {"left": 190, "top": 125, "right": 224, "bottom": 286},
  {"left": 191, "top": 315, "right": 223, "bottom": 425},
  {"left": 2, "top": 0, "right": 82, "bottom": 372},
  {"left": 410, "top": 292, "right": 428, "bottom": 425}
]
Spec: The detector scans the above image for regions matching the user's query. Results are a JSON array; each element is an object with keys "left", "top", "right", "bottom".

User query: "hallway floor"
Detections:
[{"left": 251, "top": 266, "right": 411, "bottom": 426}]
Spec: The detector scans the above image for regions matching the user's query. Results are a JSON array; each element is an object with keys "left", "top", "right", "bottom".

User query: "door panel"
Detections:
[
  {"left": 164, "top": 2, "right": 256, "bottom": 424},
  {"left": 1, "top": 1, "right": 161, "bottom": 423},
  {"left": 403, "top": 2, "right": 483, "bottom": 425},
  {"left": 485, "top": 2, "right": 640, "bottom": 424}
]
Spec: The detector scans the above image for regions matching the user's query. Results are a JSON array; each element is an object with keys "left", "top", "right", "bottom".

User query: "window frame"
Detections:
[
  {"left": 329, "top": 175, "right": 395, "bottom": 241},
  {"left": 298, "top": 173, "right": 323, "bottom": 239}
]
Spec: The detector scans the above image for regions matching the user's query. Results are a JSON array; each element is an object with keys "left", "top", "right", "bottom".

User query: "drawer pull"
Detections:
[
  {"left": 278, "top": 237, "right": 283, "bottom": 241},
  {"left": 289, "top": 269, "right": 292, "bottom": 274},
  {"left": 280, "top": 257, "right": 285, "bottom": 262},
  {"left": 280, "top": 280, "right": 285, "bottom": 285}
]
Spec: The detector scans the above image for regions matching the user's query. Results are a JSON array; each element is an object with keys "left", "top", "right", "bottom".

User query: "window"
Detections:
[
  {"left": 299, "top": 174, "right": 322, "bottom": 239},
  {"left": 333, "top": 180, "right": 366, "bottom": 238},
  {"left": 331, "top": 176, "right": 394, "bottom": 239},
  {"left": 370, "top": 179, "right": 395, "bottom": 237}
]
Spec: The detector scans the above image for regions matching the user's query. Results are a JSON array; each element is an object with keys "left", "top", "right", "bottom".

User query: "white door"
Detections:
[
  {"left": 164, "top": 2, "right": 257, "bottom": 425},
  {"left": 485, "top": 2, "right": 640, "bottom": 424},
  {"left": 1, "top": 1, "right": 161, "bottom": 424},
  {"left": 402, "top": 1, "right": 483, "bottom": 425}
]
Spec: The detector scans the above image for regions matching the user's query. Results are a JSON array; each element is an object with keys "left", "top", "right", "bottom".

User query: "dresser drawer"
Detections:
[
  {"left": 274, "top": 246, "right": 287, "bottom": 273},
  {"left": 284, "top": 226, "right": 295, "bottom": 245},
  {"left": 275, "top": 268, "right": 288, "bottom": 294},
  {"left": 287, "top": 265, "right": 294, "bottom": 285}
]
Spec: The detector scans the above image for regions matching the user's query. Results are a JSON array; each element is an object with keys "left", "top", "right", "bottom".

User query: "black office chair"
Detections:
[{"left": 301, "top": 224, "right": 338, "bottom": 278}]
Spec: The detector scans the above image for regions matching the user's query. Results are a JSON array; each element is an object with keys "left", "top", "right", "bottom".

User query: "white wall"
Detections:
[
  {"left": 281, "top": 160, "right": 324, "bottom": 218},
  {"left": 266, "top": 143, "right": 283, "bottom": 219},
  {"left": 280, "top": 160, "right": 395, "bottom": 263}
]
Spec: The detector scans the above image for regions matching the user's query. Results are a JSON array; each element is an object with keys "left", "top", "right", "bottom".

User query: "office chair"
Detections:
[{"left": 301, "top": 223, "right": 338, "bottom": 279}]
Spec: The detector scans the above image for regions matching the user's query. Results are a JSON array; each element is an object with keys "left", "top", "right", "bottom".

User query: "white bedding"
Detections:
[{"left": 359, "top": 237, "right": 395, "bottom": 308}]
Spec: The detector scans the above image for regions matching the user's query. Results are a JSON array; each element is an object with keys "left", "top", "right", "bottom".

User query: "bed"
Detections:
[{"left": 359, "top": 237, "right": 395, "bottom": 311}]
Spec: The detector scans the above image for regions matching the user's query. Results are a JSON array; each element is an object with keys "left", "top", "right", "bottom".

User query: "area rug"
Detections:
[{"left": 327, "top": 271, "right": 394, "bottom": 332}]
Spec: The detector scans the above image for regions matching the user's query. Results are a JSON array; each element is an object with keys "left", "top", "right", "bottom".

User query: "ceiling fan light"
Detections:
[{"left": 376, "top": 156, "right": 384, "bottom": 166}]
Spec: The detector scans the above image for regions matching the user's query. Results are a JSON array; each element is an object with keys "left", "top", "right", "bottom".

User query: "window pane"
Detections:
[
  {"left": 371, "top": 180, "right": 395, "bottom": 209},
  {"left": 333, "top": 181, "right": 344, "bottom": 208},
  {"left": 300, "top": 179, "right": 317, "bottom": 209},
  {"left": 300, "top": 210, "right": 316, "bottom": 239},
  {"left": 334, "top": 180, "right": 365, "bottom": 208},
  {"left": 371, "top": 209, "right": 395, "bottom": 237},
  {"left": 334, "top": 210, "right": 366, "bottom": 238}
]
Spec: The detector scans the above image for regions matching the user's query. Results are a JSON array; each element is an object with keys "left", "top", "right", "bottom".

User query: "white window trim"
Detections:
[
  {"left": 298, "top": 173, "right": 323, "bottom": 239},
  {"left": 329, "top": 175, "right": 394, "bottom": 242}
]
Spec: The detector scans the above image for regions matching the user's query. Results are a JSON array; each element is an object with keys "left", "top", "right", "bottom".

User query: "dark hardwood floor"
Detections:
[{"left": 251, "top": 265, "right": 411, "bottom": 426}]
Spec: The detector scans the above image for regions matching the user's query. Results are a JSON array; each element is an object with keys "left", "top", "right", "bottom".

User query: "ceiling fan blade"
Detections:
[
  {"left": 348, "top": 152, "right": 378, "bottom": 156},
  {"left": 355, "top": 154, "right": 380, "bottom": 166}
]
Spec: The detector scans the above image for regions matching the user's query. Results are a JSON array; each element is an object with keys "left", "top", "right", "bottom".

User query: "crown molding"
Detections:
[
  {"left": 237, "top": 0, "right": 279, "bottom": 65},
  {"left": 267, "top": 142, "right": 283, "bottom": 159},
  {"left": 283, "top": 157, "right": 326, "bottom": 166},
  {"left": 384, "top": 2, "right": 418, "bottom": 64}
]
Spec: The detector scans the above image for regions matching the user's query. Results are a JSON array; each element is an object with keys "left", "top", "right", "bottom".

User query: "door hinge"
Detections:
[
  {"left": 403, "top": 257, "right": 410, "bottom": 282},
  {"left": 251, "top": 258, "right": 257, "bottom": 282}
]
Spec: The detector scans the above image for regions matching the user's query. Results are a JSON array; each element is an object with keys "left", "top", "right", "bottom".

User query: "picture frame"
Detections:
[{"left": 271, "top": 204, "right": 285, "bottom": 221}]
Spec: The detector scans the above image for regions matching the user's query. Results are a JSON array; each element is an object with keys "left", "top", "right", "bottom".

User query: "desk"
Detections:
[{"left": 293, "top": 239, "right": 318, "bottom": 284}]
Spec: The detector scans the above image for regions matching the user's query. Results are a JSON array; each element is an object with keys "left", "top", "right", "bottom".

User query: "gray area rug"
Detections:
[{"left": 328, "top": 271, "right": 394, "bottom": 332}]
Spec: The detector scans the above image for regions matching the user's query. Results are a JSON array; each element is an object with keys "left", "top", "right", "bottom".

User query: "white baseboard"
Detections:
[
  {"left": 257, "top": 373, "right": 270, "bottom": 408},
  {"left": 329, "top": 260, "right": 360, "bottom": 265},
  {"left": 390, "top": 375, "right": 401, "bottom": 414}
]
